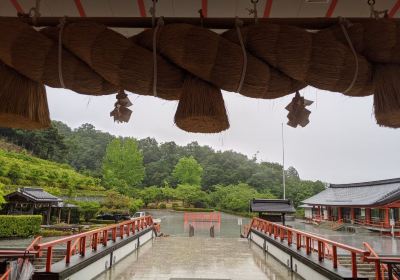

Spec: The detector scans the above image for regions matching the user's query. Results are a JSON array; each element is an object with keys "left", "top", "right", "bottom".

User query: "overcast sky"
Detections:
[{"left": 46, "top": 86, "right": 400, "bottom": 185}]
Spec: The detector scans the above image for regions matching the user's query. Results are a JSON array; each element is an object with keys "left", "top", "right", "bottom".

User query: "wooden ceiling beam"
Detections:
[{"left": 7, "top": 16, "right": 400, "bottom": 30}]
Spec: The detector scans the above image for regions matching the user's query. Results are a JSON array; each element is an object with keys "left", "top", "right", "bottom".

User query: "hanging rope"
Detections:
[
  {"left": 150, "top": 0, "right": 163, "bottom": 97},
  {"left": 58, "top": 17, "right": 67, "bottom": 89},
  {"left": 29, "top": 0, "right": 41, "bottom": 25},
  {"left": 247, "top": 0, "right": 259, "bottom": 24},
  {"left": 339, "top": 18, "right": 359, "bottom": 94},
  {"left": 235, "top": 18, "right": 247, "bottom": 93}
]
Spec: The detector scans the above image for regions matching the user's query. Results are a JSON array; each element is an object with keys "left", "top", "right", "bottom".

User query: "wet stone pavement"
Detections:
[{"left": 95, "top": 237, "right": 303, "bottom": 280}]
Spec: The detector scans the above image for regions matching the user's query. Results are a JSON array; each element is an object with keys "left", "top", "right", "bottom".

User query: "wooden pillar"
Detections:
[
  {"left": 67, "top": 208, "right": 71, "bottom": 224},
  {"left": 317, "top": 206, "right": 321, "bottom": 219},
  {"left": 384, "top": 208, "right": 390, "bottom": 228},
  {"left": 366, "top": 208, "right": 371, "bottom": 224},
  {"left": 282, "top": 213, "right": 286, "bottom": 226},
  {"left": 338, "top": 207, "right": 342, "bottom": 221},
  {"left": 46, "top": 206, "right": 51, "bottom": 225},
  {"left": 57, "top": 208, "right": 61, "bottom": 224},
  {"left": 350, "top": 208, "right": 355, "bottom": 224}
]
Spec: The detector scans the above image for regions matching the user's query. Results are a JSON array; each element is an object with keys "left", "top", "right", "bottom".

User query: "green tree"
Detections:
[
  {"left": 172, "top": 156, "right": 203, "bottom": 186},
  {"left": 175, "top": 184, "right": 209, "bottom": 207},
  {"left": 0, "top": 183, "right": 6, "bottom": 208},
  {"left": 140, "top": 186, "right": 164, "bottom": 207},
  {"left": 77, "top": 201, "right": 100, "bottom": 222},
  {"left": 101, "top": 190, "right": 135, "bottom": 214},
  {"left": 102, "top": 138, "right": 145, "bottom": 193}
]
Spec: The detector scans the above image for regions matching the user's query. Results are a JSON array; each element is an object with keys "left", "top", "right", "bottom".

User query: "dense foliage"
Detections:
[
  {"left": 0, "top": 149, "right": 104, "bottom": 197},
  {"left": 0, "top": 121, "right": 326, "bottom": 216},
  {"left": 0, "top": 215, "right": 41, "bottom": 237}
]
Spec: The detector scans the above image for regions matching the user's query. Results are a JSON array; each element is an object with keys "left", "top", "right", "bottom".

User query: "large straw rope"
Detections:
[
  {"left": 0, "top": 18, "right": 116, "bottom": 96},
  {"left": 1, "top": 18, "right": 400, "bottom": 129}
]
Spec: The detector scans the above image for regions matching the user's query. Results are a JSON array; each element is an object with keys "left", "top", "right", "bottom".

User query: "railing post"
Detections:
[
  {"left": 296, "top": 233, "right": 301, "bottom": 250},
  {"left": 288, "top": 230, "right": 292, "bottom": 246},
  {"left": 388, "top": 263, "right": 393, "bottom": 280},
  {"left": 112, "top": 228, "right": 117, "bottom": 242},
  {"left": 306, "top": 237, "right": 311, "bottom": 255},
  {"left": 351, "top": 252, "right": 357, "bottom": 279},
  {"left": 280, "top": 228, "right": 284, "bottom": 241},
  {"left": 318, "top": 241, "right": 323, "bottom": 261},
  {"left": 120, "top": 225, "right": 124, "bottom": 239},
  {"left": 80, "top": 236, "right": 86, "bottom": 257},
  {"left": 66, "top": 241, "right": 71, "bottom": 264},
  {"left": 332, "top": 245, "right": 337, "bottom": 268},
  {"left": 375, "top": 260, "right": 383, "bottom": 280},
  {"left": 92, "top": 233, "right": 98, "bottom": 251},
  {"left": 46, "top": 246, "right": 53, "bottom": 272},
  {"left": 103, "top": 229, "right": 108, "bottom": 246}
]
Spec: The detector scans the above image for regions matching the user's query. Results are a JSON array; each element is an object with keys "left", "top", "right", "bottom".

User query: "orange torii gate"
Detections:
[{"left": 183, "top": 212, "right": 221, "bottom": 223}]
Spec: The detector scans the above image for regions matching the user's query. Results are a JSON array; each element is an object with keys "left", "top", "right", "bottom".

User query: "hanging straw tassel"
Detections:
[
  {"left": 0, "top": 63, "right": 50, "bottom": 129},
  {"left": 373, "top": 64, "right": 400, "bottom": 128},
  {"left": 174, "top": 75, "right": 229, "bottom": 133}
]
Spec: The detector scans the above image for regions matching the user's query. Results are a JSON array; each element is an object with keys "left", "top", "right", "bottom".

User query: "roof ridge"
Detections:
[{"left": 330, "top": 178, "right": 400, "bottom": 188}]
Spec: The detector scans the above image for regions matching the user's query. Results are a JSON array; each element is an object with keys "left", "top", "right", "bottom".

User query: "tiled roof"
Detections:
[
  {"left": 302, "top": 178, "right": 400, "bottom": 206},
  {"left": 5, "top": 187, "right": 62, "bottom": 203},
  {"left": 250, "top": 199, "right": 296, "bottom": 213}
]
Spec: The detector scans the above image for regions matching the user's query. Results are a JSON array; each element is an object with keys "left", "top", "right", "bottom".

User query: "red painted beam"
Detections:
[
  {"left": 389, "top": 0, "right": 400, "bottom": 18},
  {"left": 9, "top": 0, "right": 24, "bottom": 13},
  {"left": 137, "top": 0, "right": 146, "bottom": 17},
  {"left": 202, "top": 0, "right": 208, "bottom": 17},
  {"left": 325, "top": 0, "right": 338, "bottom": 17},
  {"left": 74, "top": 0, "right": 87, "bottom": 17},
  {"left": 263, "top": 0, "right": 273, "bottom": 17}
]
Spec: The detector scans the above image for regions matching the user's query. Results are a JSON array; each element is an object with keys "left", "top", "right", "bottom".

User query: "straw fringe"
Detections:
[
  {"left": 0, "top": 63, "right": 50, "bottom": 129},
  {"left": 373, "top": 64, "right": 400, "bottom": 128}
]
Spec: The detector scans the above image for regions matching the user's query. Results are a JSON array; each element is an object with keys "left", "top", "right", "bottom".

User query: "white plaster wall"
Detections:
[
  {"left": 305, "top": 209, "right": 312, "bottom": 219},
  {"left": 292, "top": 258, "right": 331, "bottom": 280},
  {"left": 250, "top": 231, "right": 335, "bottom": 280},
  {"left": 65, "top": 230, "right": 153, "bottom": 280}
]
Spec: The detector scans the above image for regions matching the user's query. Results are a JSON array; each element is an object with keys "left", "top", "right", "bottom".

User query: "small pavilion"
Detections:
[
  {"left": 250, "top": 199, "right": 296, "bottom": 225},
  {"left": 4, "top": 187, "right": 76, "bottom": 225},
  {"left": 302, "top": 178, "right": 400, "bottom": 234}
]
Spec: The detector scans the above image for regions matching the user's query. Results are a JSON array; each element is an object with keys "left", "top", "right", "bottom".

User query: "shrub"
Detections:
[
  {"left": 158, "top": 203, "right": 166, "bottom": 209},
  {"left": 173, "top": 207, "right": 214, "bottom": 212},
  {"left": 0, "top": 215, "right": 41, "bottom": 238},
  {"left": 88, "top": 219, "right": 116, "bottom": 224},
  {"left": 40, "top": 229, "right": 73, "bottom": 237},
  {"left": 172, "top": 202, "right": 179, "bottom": 208}
]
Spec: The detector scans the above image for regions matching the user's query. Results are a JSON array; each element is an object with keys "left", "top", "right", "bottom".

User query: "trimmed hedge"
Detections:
[
  {"left": 173, "top": 207, "right": 214, "bottom": 212},
  {"left": 0, "top": 215, "right": 42, "bottom": 238}
]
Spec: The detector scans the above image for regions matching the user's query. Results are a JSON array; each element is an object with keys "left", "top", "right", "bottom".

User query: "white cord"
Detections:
[
  {"left": 235, "top": 17, "right": 247, "bottom": 93},
  {"left": 58, "top": 17, "right": 67, "bottom": 89},
  {"left": 152, "top": 17, "right": 164, "bottom": 97},
  {"left": 340, "top": 19, "right": 358, "bottom": 95}
]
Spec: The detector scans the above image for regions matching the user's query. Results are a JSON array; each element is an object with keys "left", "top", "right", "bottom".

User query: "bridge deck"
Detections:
[{"left": 95, "top": 237, "right": 303, "bottom": 280}]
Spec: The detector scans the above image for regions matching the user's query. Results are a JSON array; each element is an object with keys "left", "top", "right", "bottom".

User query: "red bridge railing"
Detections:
[
  {"left": 246, "top": 217, "right": 369, "bottom": 279},
  {"left": 364, "top": 242, "right": 400, "bottom": 280},
  {"left": 34, "top": 215, "right": 154, "bottom": 272}
]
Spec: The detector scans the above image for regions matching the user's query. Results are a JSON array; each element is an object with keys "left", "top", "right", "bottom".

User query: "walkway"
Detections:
[{"left": 95, "top": 237, "right": 303, "bottom": 280}]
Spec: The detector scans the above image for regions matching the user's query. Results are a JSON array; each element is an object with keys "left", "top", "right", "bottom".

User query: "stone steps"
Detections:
[{"left": 338, "top": 255, "right": 389, "bottom": 279}]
